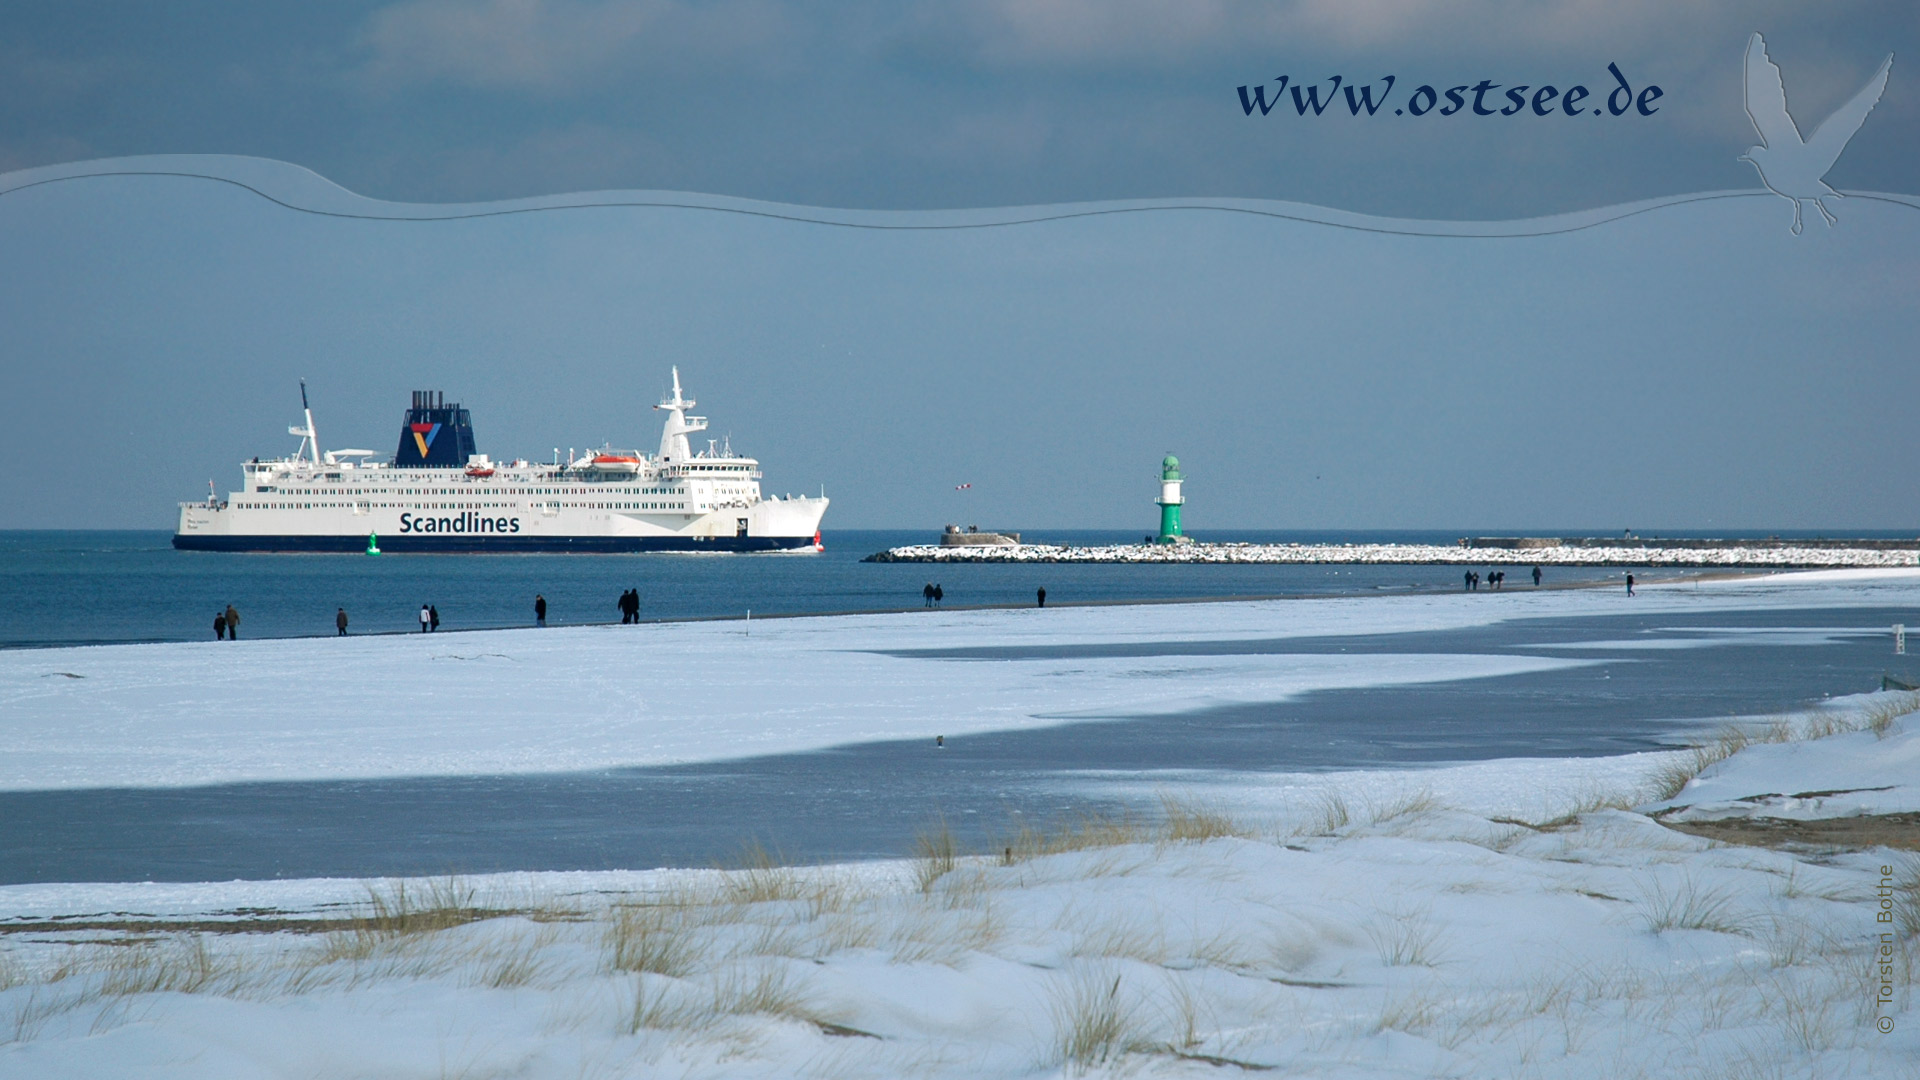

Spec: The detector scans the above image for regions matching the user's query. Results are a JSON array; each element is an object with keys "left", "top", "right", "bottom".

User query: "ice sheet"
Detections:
[{"left": 2, "top": 569, "right": 1916, "bottom": 791}]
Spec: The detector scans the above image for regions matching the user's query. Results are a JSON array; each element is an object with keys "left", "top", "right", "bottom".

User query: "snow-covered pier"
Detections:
[{"left": 866, "top": 540, "right": 1920, "bottom": 568}]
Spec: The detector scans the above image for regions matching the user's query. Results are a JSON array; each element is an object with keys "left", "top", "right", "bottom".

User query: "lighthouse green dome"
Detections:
[{"left": 1162, "top": 455, "right": 1179, "bottom": 469}]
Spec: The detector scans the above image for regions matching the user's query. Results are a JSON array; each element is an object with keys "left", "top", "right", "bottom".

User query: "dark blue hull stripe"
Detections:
[{"left": 173, "top": 534, "right": 818, "bottom": 554}]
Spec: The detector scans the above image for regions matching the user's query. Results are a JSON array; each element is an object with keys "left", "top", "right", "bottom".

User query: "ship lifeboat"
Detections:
[
  {"left": 590, "top": 453, "right": 643, "bottom": 475},
  {"left": 464, "top": 465, "right": 495, "bottom": 477}
]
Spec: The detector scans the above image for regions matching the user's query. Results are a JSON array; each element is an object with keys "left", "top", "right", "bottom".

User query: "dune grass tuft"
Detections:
[
  {"left": 726, "top": 841, "right": 807, "bottom": 905},
  {"left": 913, "top": 820, "right": 959, "bottom": 893},
  {"left": 1860, "top": 691, "right": 1920, "bottom": 738},
  {"left": 1364, "top": 790, "right": 1445, "bottom": 828},
  {"left": 1372, "top": 989, "right": 1443, "bottom": 1037},
  {"left": 1003, "top": 811, "right": 1147, "bottom": 864},
  {"left": 309, "top": 877, "right": 504, "bottom": 966},
  {"left": 1635, "top": 875, "right": 1753, "bottom": 936},
  {"left": 1306, "top": 791, "right": 1351, "bottom": 836},
  {"left": 625, "top": 962, "right": 832, "bottom": 1036},
  {"left": 606, "top": 903, "right": 700, "bottom": 977},
  {"left": 1159, "top": 795, "right": 1247, "bottom": 843},
  {"left": 1365, "top": 911, "right": 1444, "bottom": 967},
  {"left": 1049, "top": 968, "right": 1147, "bottom": 1070},
  {"left": 95, "top": 936, "right": 224, "bottom": 997},
  {"left": 1656, "top": 693, "right": 1920, "bottom": 801},
  {"left": 1893, "top": 857, "right": 1920, "bottom": 941}
]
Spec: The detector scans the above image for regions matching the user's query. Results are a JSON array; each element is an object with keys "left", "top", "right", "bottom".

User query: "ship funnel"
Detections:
[{"left": 393, "top": 390, "right": 479, "bottom": 468}]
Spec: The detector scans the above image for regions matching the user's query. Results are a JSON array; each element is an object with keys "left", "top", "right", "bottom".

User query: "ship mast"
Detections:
[
  {"left": 289, "top": 380, "right": 321, "bottom": 466},
  {"left": 653, "top": 366, "right": 707, "bottom": 464}
]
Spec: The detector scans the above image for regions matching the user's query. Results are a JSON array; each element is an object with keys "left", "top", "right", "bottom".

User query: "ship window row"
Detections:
[
  {"left": 261, "top": 484, "right": 716, "bottom": 497},
  {"left": 270, "top": 485, "right": 710, "bottom": 493},
  {"left": 231, "top": 501, "right": 691, "bottom": 511}
]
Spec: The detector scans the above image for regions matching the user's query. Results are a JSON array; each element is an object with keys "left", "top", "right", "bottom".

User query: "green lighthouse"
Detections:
[{"left": 1155, "top": 454, "right": 1185, "bottom": 543}]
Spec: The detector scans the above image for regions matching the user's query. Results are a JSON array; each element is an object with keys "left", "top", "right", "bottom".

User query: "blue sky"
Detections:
[
  {"left": 1, "top": 164, "right": 1915, "bottom": 530},
  {"left": 0, "top": 3, "right": 1915, "bottom": 530}
]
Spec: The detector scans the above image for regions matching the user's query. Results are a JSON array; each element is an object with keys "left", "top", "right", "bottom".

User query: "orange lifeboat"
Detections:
[
  {"left": 590, "top": 452, "right": 643, "bottom": 475},
  {"left": 465, "top": 465, "right": 495, "bottom": 477}
]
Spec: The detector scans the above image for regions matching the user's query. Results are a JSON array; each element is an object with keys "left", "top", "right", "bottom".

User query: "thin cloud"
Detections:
[
  {"left": 354, "top": 0, "right": 792, "bottom": 92},
  {"left": 943, "top": 0, "right": 1806, "bottom": 66}
]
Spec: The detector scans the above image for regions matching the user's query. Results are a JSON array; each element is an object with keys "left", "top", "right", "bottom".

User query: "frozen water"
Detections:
[{"left": 0, "top": 570, "right": 1916, "bottom": 882}]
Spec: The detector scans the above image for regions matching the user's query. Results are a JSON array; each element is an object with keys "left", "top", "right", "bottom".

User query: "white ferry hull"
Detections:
[{"left": 175, "top": 494, "right": 828, "bottom": 554}]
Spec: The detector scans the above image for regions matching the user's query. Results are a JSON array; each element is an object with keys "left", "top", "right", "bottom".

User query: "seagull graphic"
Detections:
[{"left": 1740, "top": 32, "right": 1893, "bottom": 234}]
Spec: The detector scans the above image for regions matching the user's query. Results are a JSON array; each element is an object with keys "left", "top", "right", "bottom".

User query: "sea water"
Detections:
[{"left": 0, "top": 528, "right": 1695, "bottom": 648}]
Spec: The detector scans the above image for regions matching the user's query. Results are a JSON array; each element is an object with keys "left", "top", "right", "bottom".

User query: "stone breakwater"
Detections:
[{"left": 864, "top": 543, "right": 1920, "bottom": 568}]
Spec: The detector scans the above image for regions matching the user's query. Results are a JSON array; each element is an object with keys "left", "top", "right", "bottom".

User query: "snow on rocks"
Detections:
[{"left": 868, "top": 541, "right": 1920, "bottom": 568}]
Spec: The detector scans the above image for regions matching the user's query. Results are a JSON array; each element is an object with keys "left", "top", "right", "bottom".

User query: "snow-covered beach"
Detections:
[
  {"left": 3, "top": 567, "right": 1916, "bottom": 793},
  {"left": 2, "top": 569, "right": 1918, "bottom": 1076}
]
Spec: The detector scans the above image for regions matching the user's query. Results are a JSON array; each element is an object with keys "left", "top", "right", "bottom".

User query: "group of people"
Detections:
[
  {"left": 919, "top": 584, "right": 1053, "bottom": 609},
  {"left": 1465, "top": 566, "right": 1545, "bottom": 592},
  {"left": 220, "top": 557, "right": 1641, "bottom": 643},
  {"left": 220, "top": 592, "right": 643, "bottom": 639}
]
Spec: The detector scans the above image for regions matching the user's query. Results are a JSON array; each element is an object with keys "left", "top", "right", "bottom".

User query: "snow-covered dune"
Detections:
[{"left": 1, "top": 717, "right": 1914, "bottom": 1078}]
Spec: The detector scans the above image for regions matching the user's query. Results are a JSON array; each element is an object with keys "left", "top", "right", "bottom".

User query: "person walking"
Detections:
[
  {"left": 1464, "top": 570, "right": 1473, "bottom": 592},
  {"left": 933, "top": 584, "right": 944, "bottom": 606},
  {"left": 1037, "top": 587, "right": 1047, "bottom": 608},
  {"left": 1532, "top": 565, "right": 1542, "bottom": 588},
  {"left": 1625, "top": 574, "right": 1635, "bottom": 597},
  {"left": 213, "top": 611, "right": 226, "bottom": 640},
  {"left": 534, "top": 594, "right": 547, "bottom": 627},
  {"left": 224, "top": 604, "right": 240, "bottom": 640},
  {"left": 429, "top": 604, "right": 440, "bottom": 631},
  {"left": 627, "top": 589, "right": 640, "bottom": 624},
  {"left": 923, "top": 583, "right": 934, "bottom": 608},
  {"left": 419, "top": 604, "right": 432, "bottom": 633},
  {"left": 336, "top": 608, "right": 349, "bottom": 636}
]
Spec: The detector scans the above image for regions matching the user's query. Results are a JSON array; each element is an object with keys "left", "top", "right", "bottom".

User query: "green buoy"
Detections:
[{"left": 366, "top": 531, "right": 381, "bottom": 556}]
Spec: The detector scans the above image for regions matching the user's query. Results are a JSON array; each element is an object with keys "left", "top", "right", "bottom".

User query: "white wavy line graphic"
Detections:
[{"left": 2, "top": 154, "right": 1916, "bottom": 239}]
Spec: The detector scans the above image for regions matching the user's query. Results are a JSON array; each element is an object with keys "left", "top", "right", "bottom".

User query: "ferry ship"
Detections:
[{"left": 173, "top": 370, "right": 828, "bottom": 553}]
